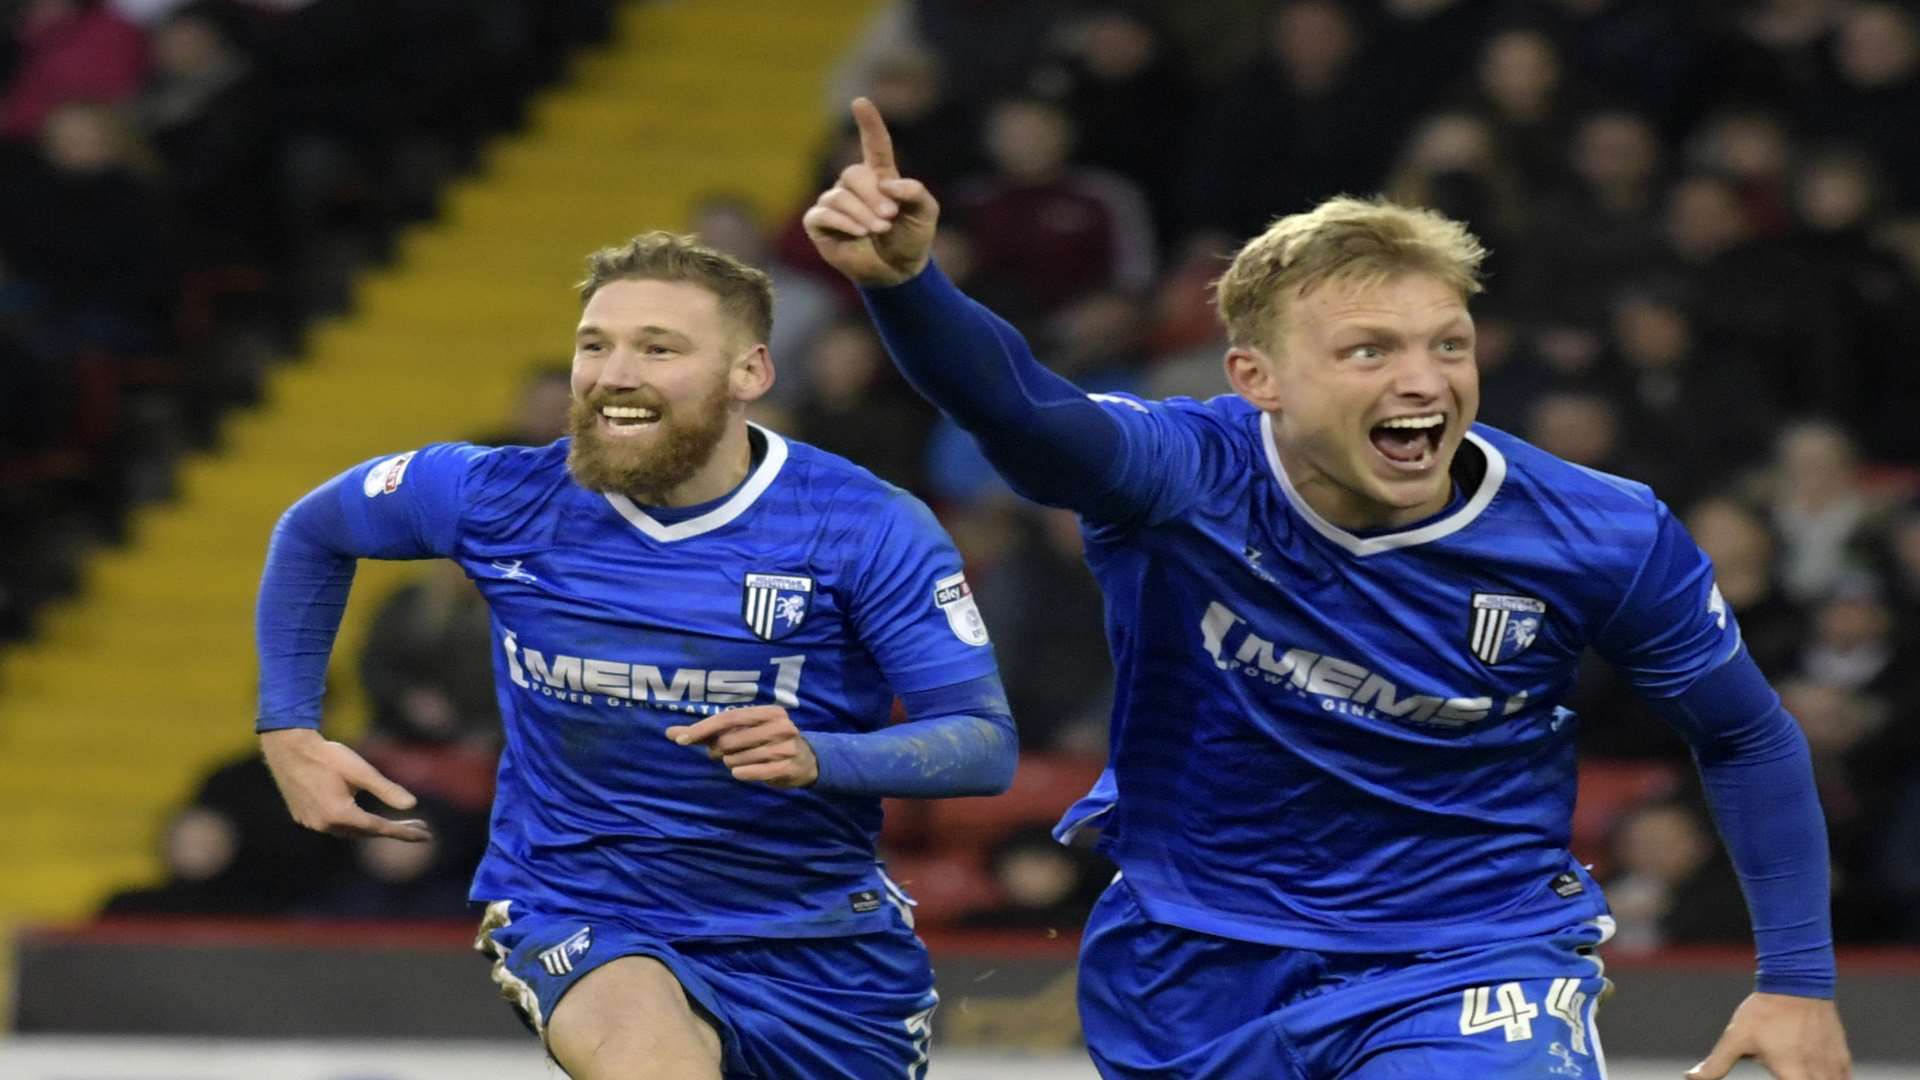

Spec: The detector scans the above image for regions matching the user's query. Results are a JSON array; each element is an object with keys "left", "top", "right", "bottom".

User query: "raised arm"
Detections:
[{"left": 804, "top": 99, "right": 1141, "bottom": 518}]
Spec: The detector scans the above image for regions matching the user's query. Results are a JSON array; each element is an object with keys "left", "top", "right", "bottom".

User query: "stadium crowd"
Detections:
[{"left": 38, "top": 0, "right": 1920, "bottom": 946}]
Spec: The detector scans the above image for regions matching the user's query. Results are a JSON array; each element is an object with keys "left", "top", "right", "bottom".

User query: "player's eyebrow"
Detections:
[
  {"left": 1336, "top": 316, "right": 1472, "bottom": 342},
  {"left": 575, "top": 324, "right": 695, "bottom": 346},
  {"left": 1333, "top": 323, "right": 1408, "bottom": 343}
]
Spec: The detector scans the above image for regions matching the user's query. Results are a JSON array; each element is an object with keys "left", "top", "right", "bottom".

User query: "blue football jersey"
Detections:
[
  {"left": 335, "top": 425, "right": 998, "bottom": 939},
  {"left": 1056, "top": 394, "right": 1741, "bottom": 952}
]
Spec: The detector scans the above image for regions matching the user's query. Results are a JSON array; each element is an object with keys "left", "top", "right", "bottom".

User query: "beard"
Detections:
[{"left": 566, "top": 375, "right": 733, "bottom": 502}]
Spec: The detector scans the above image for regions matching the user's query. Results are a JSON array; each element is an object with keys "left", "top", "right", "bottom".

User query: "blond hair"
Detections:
[
  {"left": 578, "top": 231, "right": 774, "bottom": 345},
  {"left": 1213, "top": 196, "right": 1488, "bottom": 349}
]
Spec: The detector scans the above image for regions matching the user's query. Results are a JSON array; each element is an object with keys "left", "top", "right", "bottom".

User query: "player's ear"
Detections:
[
  {"left": 1225, "top": 345, "right": 1283, "bottom": 411},
  {"left": 731, "top": 342, "right": 774, "bottom": 402}
]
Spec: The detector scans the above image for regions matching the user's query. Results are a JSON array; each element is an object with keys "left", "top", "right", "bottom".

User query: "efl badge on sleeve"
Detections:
[
  {"left": 934, "top": 572, "right": 990, "bottom": 646},
  {"left": 361, "top": 452, "right": 414, "bottom": 498},
  {"left": 1470, "top": 592, "right": 1547, "bottom": 665},
  {"left": 743, "top": 573, "right": 813, "bottom": 641}
]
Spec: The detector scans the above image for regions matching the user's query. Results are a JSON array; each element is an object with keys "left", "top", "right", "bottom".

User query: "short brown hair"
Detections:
[
  {"left": 1213, "top": 196, "right": 1488, "bottom": 349},
  {"left": 578, "top": 231, "right": 774, "bottom": 345}
]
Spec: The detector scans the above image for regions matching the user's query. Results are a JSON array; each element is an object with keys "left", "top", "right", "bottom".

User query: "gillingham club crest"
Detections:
[
  {"left": 743, "top": 573, "right": 813, "bottom": 641},
  {"left": 1469, "top": 592, "right": 1547, "bottom": 665}
]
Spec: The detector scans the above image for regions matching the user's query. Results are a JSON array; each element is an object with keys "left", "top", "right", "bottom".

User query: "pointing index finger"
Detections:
[
  {"left": 852, "top": 97, "right": 898, "bottom": 179},
  {"left": 667, "top": 706, "right": 784, "bottom": 746}
]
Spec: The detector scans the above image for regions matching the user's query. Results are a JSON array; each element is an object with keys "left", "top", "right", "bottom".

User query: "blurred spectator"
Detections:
[
  {"left": 0, "top": 100, "right": 174, "bottom": 351},
  {"left": 691, "top": 193, "right": 840, "bottom": 406},
  {"left": 956, "top": 824, "right": 1113, "bottom": 931},
  {"left": 972, "top": 506, "right": 1113, "bottom": 755},
  {"left": 1604, "top": 797, "right": 1750, "bottom": 951},
  {"left": 1187, "top": 0, "right": 1406, "bottom": 240},
  {"left": 836, "top": 45, "right": 977, "bottom": 194},
  {"left": 127, "top": 2, "right": 276, "bottom": 271},
  {"left": 1467, "top": 27, "right": 1573, "bottom": 193},
  {"left": 1142, "top": 232, "right": 1231, "bottom": 361},
  {"left": 1603, "top": 277, "right": 1775, "bottom": 506},
  {"left": 1796, "top": 572, "right": 1907, "bottom": 696},
  {"left": 949, "top": 96, "right": 1156, "bottom": 327},
  {"left": 100, "top": 805, "right": 261, "bottom": 915},
  {"left": 1768, "top": 421, "right": 1886, "bottom": 603},
  {"left": 1882, "top": 508, "right": 1920, "bottom": 622},
  {"left": 101, "top": 747, "right": 350, "bottom": 915},
  {"left": 1372, "top": 0, "right": 1496, "bottom": 122},
  {"left": 108, "top": 0, "right": 198, "bottom": 26},
  {"left": 1877, "top": 772, "right": 1920, "bottom": 940},
  {"left": 1810, "top": 2, "right": 1920, "bottom": 211},
  {"left": 356, "top": 561, "right": 502, "bottom": 817},
  {"left": 1465, "top": 303, "right": 1554, "bottom": 433},
  {"left": 1784, "top": 147, "right": 1920, "bottom": 461},
  {"left": 472, "top": 364, "right": 573, "bottom": 448},
  {"left": 1031, "top": 5, "right": 1190, "bottom": 246},
  {"left": 1384, "top": 110, "right": 1526, "bottom": 282},
  {"left": 1664, "top": 170, "right": 1851, "bottom": 418},
  {"left": 1532, "top": 0, "right": 1701, "bottom": 133},
  {"left": 0, "top": 287, "right": 69, "bottom": 456},
  {"left": 910, "top": 0, "right": 1076, "bottom": 104},
  {"left": 1778, "top": 678, "right": 1908, "bottom": 938},
  {"left": 1685, "top": 107, "right": 1795, "bottom": 235},
  {"left": 789, "top": 317, "right": 932, "bottom": 492},
  {"left": 1522, "top": 390, "right": 1643, "bottom": 478},
  {"left": 1044, "top": 289, "right": 1152, "bottom": 388},
  {"left": 1519, "top": 108, "right": 1667, "bottom": 324},
  {"left": 1709, "top": 0, "right": 1843, "bottom": 107},
  {"left": 300, "top": 795, "right": 484, "bottom": 920},
  {"left": 1141, "top": 0, "right": 1269, "bottom": 85},
  {"left": 0, "top": 0, "right": 146, "bottom": 139},
  {"left": 1687, "top": 497, "right": 1805, "bottom": 677}
]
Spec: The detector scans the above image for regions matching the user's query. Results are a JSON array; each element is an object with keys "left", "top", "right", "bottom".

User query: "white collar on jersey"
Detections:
[
  {"left": 1260, "top": 411, "right": 1507, "bottom": 557},
  {"left": 601, "top": 422, "right": 789, "bottom": 542}
]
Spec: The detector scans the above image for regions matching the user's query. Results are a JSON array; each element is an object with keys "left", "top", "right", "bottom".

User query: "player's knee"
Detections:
[{"left": 548, "top": 956, "right": 723, "bottom": 1080}]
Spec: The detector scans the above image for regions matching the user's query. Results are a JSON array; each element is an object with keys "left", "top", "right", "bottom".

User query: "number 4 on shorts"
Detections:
[
  {"left": 1459, "top": 982, "right": 1538, "bottom": 1041},
  {"left": 1459, "top": 978, "right": 1589, "bottom": 1050}
]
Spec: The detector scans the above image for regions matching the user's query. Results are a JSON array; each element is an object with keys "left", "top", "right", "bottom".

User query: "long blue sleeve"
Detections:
[
  {"left": 860, "top": 262, "right": 1132, "bottom": 515},
  {"left": 256, "top": 447, "right": 472, "bottom": 732},
  {"left": 1649, "top": 649, "right": 1836, "bottom": 998},
  {"left": 255, "top": 480, "right": 359, "bottom": 732},
  {"left": 808, "top": 673, "right": 1017, "bottom": 798}
]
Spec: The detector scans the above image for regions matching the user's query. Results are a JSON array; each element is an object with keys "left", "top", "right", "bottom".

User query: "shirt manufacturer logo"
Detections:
[{"left": 536, "top": 926, "right": 592, "bottom": 976}]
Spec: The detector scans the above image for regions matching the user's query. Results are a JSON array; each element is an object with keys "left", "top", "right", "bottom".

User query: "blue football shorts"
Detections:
[
  {"left": 1078, "top": 876, "right": 1614, "bottom": 1079},
  {"left": 474, "top": 899, "right": 939, "bottom": 1079}
]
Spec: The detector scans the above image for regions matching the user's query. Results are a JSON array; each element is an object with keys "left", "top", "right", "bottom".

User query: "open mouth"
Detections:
[
  {"left": 598, "top": 404, "right": 661, "bottom": 435},
  {"left": 1368, "top": 413, "right": 1445, "bottom": 471}
]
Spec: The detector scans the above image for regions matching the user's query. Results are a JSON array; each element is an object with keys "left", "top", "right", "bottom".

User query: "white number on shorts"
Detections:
[
  {"left": 903, "top": 1003, "right": 936, "bottom": 1079},
  {"left": 1544, "top": 977, "right": 1590, "bottom": 1054},
  {"left": 1458, "top": 982, "right": 1539, "bottom": 1042}
]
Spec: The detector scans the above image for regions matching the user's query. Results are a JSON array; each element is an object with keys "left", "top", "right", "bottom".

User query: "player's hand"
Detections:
[
  {"left": 802, "top": 97, "right": 938, "bottom": 288},
  {"left": 666, "top": 706, "right": 819, "bottom": 788},
  {"left": 1687, "top": 992, "right": 1851, "bottom": 1080},
  {"left": 259, "top": 727, "right": 432, "bottom": 842}
]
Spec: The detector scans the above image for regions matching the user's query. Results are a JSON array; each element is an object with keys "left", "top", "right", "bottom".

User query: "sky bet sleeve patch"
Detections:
[{"left": 934, "top": 572, "right": 989, "bottom": 646}]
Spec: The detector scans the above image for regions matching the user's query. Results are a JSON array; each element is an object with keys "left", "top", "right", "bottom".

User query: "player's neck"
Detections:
[
  {"left": 1278, "top": 447, "right": 1454, "bottom": 532},
  {"left": 644, "top": 422, "right": 756, "bottom": 508}
]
